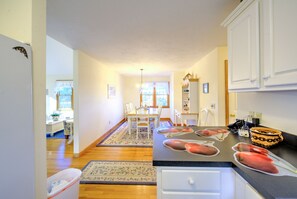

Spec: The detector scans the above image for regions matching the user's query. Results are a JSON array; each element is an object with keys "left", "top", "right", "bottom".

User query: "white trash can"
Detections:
[{"left": 47, "top": 168, "right": 82, "bottom": 199}]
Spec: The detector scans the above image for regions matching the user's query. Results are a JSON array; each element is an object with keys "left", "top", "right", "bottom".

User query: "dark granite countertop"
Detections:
[{"left": 153, "top": 126, "right": 297, "bottom": 199}]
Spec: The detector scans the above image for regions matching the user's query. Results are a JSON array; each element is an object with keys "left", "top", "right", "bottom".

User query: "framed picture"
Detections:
[
  {"left": 203, "top": 83, "right": 209, "bottom": 94},
  {"left": 107, "top": 84, "right": 116, "bottom": 98}
]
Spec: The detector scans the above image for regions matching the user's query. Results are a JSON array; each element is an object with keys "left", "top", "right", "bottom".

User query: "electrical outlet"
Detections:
[
  {"left": 210, "top": 103, "right": 216, "bottom": 109},
  {"left": 109, "top": 121, "right": 111, "bottom": 125}
]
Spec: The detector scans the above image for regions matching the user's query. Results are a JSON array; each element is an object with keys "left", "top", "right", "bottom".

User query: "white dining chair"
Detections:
[
  {"left": 63, "top": 120, "right": 73, "bottom": 144},
  {"left": 124, "top": 103, "right": 131, "bottom": 120},
  {"left": 136, "top": 108, "right": 150, "bottom": 139},
  {"left": 156, "top": 105, "right": 163, "bottom": 127},
  {"left": 174, "top": 109, "right": 181, "bottom": 126},
  {"left": 129, "top": 102, "right": 135, "bottom": 112},
  {"left": 198, "top": 108, "right": 210, "bottom": 126}
]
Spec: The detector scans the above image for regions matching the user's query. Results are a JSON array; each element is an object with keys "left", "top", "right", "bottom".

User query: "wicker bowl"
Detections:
[{"left": 250, "top": 127, "right": 283, "bottom": 148}]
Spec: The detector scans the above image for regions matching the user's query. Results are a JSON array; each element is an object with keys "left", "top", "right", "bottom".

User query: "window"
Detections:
[
  {"left": 140, "top": 82, "right": 170, "bottom": 108},
  {"left": 56, "top": 80, "right": 73, "bottom": 110}
]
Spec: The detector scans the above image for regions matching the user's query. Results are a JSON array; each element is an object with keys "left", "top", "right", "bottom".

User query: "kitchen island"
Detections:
[{"left": 153, "top": 126, "right": 297, "bottom": 199}]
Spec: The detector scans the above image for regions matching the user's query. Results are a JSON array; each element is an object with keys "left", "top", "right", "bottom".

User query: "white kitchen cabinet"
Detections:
[
  {"left": 157, "top": 167, "right": 235, "bottom": 199},
  {"left": 222, "top": 0, "right": 297, "bottom": 91},
  {"left": 182, "top": 79, "right": 199, "bottom": 112},
  {"left": 234, "top": 172, "right": 263, "bottom": 199},
  {"left": 225, "top": 0, "right": 260, "bottom": 90},
  {"left": 262, "top": 0, "right": 297, "bottom": 89}
]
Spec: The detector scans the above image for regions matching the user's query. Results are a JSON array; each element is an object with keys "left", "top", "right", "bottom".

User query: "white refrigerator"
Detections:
[{"left": 0, "top": 34, "right": 35, "bottom": 199}]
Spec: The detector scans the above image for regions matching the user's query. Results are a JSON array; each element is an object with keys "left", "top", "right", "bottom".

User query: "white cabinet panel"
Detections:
[
  {"left": 0, "top": 35, "right": 34, "bottom": 199},
  {"left": 227, "top": 0, "right": 260, "bottom": 90},
  {"left": 162, "top": 192, "right": 220, "bottom": 199},
  {"left": 234, "top": 172, "right": 263, "bottom": 199},
  {"left": 162, "top": 170, "right": 220, "bottom": 192},
  {"left": 245, "top": 184, "right": 264, "bottom": 199},
  {"left": 157, "top": 167, "right": 235, "bottom": 199},
  {"left": 262, "top": 0, "right": 297, "bottom": 88},
  {"left": 224, "top": 0, "right": 297, "bottom": 91}
]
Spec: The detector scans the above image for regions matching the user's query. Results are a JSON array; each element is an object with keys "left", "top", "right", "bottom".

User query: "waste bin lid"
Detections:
[{"left": 47, "top": 168, "right": 81, "bottom": 198}]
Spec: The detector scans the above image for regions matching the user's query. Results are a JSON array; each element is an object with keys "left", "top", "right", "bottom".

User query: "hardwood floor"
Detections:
[{"left": 47, "top": 138, "right": 157, "bottom": 199}]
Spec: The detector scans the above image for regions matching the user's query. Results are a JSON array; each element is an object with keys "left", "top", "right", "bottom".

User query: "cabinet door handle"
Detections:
[
  {"left": 188, "top": 177, "right": 195, "bottom": 185},
  {"left": 262, "top": 74, "right": 271, "bottom": 80}
]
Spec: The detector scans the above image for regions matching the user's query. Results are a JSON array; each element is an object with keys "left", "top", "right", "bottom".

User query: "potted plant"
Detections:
[{"left": 50, "top": 112, "right": 60, "bottom": 121}]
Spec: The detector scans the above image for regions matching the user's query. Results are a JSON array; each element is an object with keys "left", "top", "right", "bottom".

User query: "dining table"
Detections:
[{"left": 126, "top": 108, "right": 160, "bottom": 134}]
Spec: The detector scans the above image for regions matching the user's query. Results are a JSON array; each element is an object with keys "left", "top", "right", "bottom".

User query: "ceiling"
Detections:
[{"left": 47, "top": 0, "right": 240, "bottom": 76}]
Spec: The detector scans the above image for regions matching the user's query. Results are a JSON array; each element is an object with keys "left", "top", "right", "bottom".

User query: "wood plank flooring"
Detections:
[{"left": 47, "top": 138, "right": 157, "bottom": 199}]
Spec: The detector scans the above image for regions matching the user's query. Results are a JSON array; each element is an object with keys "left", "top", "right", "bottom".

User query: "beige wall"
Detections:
[
  {"left": 0, "top": 0, "right": 32, "bottom": 43},
  {"left": 122, "top": 75, "right": 171, "bottom": 118},
  {"left": 0, "top": 0, "right": 47, "bottom": 198},
  {"left": 186, "top": 47, "right": 228, "bottom": 126},
  {"left": 170, "top": 71, "right": 185, "bottom": 122},
  {"left": 237, "top": 91, "right": 297, "bottom": 135},
  {"left": 73, "top": 50, "right": 124, "bottom": 153}
]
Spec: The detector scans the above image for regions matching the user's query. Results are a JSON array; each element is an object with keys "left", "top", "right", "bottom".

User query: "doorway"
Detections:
[{"left": 224, "top": 60, "right": 237, "bottom": 125}]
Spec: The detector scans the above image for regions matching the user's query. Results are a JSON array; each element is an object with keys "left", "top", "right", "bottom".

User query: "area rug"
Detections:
[
  {"left": 46, "top": 130, "right": 65, "bottom": 139},
  {"left": 80, "top": 160, "right": 156, "bottom": 185},
  {"left": 96, "top": 121, "right": 172, "bottom": 147}
]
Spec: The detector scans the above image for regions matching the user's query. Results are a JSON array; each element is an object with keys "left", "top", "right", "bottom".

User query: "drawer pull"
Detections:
[{"left": 188, "top": 177, "right": 195, "bottom": 185}]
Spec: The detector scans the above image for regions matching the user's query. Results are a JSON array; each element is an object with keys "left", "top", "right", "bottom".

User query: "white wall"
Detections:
[
  {"left": 187, "top": 47, "right": 228, "bottom": 126},
  {"left": 122, "top": 75, "right": 171, "bottom": 118},
  {"left": 0, "top": 0, "right": 47, "bottom": 198},
  {"left": 46, "top": 36, "right": 73, "bottom": 75},
  {"left": 74, "top": 50, "right": 124, "bottom": 154},
  {"left": 46, "top": 36, "right": 74, "bottom": 119},
  {"left": 237, "top": 91, "right": 297, "bottom": 135}
]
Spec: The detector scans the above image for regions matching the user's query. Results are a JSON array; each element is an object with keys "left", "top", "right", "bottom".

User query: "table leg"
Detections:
[{"left": 154, "top": 116, "right": 158, "bottom": 129}]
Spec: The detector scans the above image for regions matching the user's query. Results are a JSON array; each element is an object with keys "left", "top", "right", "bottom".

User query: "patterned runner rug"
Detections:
[
  {"left": 96, "top": 121, "right": 172, "bottom": 147},
  {"left": 80, "top": 160, "right": 156, "bottom": 185}
]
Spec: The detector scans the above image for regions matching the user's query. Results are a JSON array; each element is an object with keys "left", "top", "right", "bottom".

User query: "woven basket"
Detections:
[{"left": 250, "top": 127, "right": 283, "bottom": 148}]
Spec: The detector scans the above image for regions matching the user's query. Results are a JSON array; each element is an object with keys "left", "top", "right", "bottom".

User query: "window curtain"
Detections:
[
  {"left": 55, "top": 80, "right": 73, "bottom": 95},
  {"left": 155, "top": 82, "right": 169, "bottom": 94}
]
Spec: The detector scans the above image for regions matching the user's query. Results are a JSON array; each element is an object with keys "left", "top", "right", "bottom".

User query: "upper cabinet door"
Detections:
[
  {"left": 262, "top": 0, "right": 297, "bottom": 88},
  {"left": 227, "top": 0, "right": 260, "bottom": 90}
]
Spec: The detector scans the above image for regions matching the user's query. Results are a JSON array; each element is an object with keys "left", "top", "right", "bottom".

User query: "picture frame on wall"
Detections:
[
  {"left": 203, "top": 83, "right": 209, "bottom": 94},
  {"left": 107, "top": 84, "right": 116, "bottom": 98}
]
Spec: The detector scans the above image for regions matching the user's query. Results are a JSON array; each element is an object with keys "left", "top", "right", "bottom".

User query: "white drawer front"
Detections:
[
  {"left": 162, "top": 191, "right": 220, "bottom": 199},
  {"left": 162, "top": 170, "right": 221, "bottom": 192}
]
